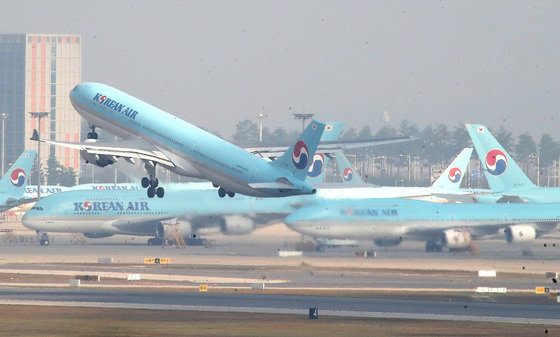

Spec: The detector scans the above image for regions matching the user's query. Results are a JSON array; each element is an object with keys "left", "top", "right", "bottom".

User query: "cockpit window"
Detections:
[{"left": 31, "top": 206, "right": 44, "bottom": 211}]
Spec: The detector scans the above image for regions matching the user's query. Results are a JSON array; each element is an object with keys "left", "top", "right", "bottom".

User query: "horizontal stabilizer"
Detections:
[{"left": 248, "top": 181, "right": 297, "bottom": 190}]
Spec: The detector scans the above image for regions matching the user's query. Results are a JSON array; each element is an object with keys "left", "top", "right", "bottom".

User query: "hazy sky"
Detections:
[{"left": 2, "top": 1, "right": 559, "bottom": 140}]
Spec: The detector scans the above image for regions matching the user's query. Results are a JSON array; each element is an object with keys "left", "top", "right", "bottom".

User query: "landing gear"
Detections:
[
  {"left": 218, "top": 187, "right": 226, "bottom": 198},
  {"left": 217, "top": 186, "right": 235, "bottom": 198},
  {"left": 86, "top": 125, "right": 98, "bottom": 140},
  {"left": 39, "top": 232, "right": 50, "bottom": 246},
  {"left": 142, "top": 162, "right": 164, "bottom": 198}
]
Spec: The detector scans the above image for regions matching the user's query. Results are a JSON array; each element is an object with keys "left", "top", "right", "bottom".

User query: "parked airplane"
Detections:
[
  {"left": 0, "top": 150, "right": 36, "bottom": 212},
  {"left": 23, "top": 183, "right": 141, "bottom": 199},
  {"left": 466, "top": 124, "right": 560, "bottom": 203},
  {"left": 23, "top": 148, "right": 481, "bottom": 246},
  {"left": 22, "top": 183, "right": 302, "bottom": 245},
  {"left": 334, "top": 151, "right": 364, "bottom": 184},
  {"left": 284, "top": 198, "right": 559, "bottom": 251},
  {"left": 32, "top": 82, "right": 326, "bottom": 199}
]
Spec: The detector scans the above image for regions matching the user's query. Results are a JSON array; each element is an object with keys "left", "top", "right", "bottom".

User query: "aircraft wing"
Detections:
[
  {"left": 246, "top": 135, "right": 414, "bottom": 158},
  {"left": 112, "top": 217, "right": 175, "bottom": 234},
  {"left": 405, "top": 223, "right": 503, "bottom": 241},
  {"left": 31, "top": 129, "right": 175, "bottom": 167}
]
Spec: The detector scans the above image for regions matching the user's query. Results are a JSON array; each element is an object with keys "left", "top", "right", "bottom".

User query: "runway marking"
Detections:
[
  {"left": 0, "top": 299, "right": 559, "bottom": 325},
  {"left": 0, "top": 282, "right": 536, "bottom": 293},
  {"left": 0, "top": 269, "right": 288, "bottom": 284}
]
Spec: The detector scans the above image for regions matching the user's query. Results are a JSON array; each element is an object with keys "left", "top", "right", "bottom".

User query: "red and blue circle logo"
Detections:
[
  {"left": 292, "top": 140, "right": 309, "bottom": 170},
  {"left": 10, "top": 168, "right": 26, "bottom": 187},
  {"left": 83, "top": 201, "right": 93, "bottom": 211},
  {"left": 98, "top": 95, "right": 107, "bottom": 103},
  {"left": 448, "top": 167, "right": 462, "bottom": 183},
  {"left": 485, "top": 149, "right": 508, "bottom": 176},
  {"left": 343, "top": 167, "right": 354, "bottom": 181},
  {"left": 307, "top": 153, "right": 325, "bottom": 178}
]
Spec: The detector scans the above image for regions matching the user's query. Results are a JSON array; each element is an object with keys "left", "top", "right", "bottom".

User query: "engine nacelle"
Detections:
[
  {"left": 505, "top": 225, "right": 536, "bottom": 243},
  {"left": 80, "top": 150, "right": 115, "bottom": 167},
  {"left": 83, "top": 233, "right": 114, "bottom": 239},
  {"left": 441, "top": 229, "right": 471, "bottom": 249},
  {"left": 221, "top": 215, "right": 254, "bottom": 235}
]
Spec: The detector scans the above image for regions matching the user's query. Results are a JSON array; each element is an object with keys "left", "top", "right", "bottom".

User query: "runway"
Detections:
[
  {"left": 1, "top": 222, "right": 559, "bottom": 327},
  {"left": 1, "top": 287, "right": 559, "bottom": 325}
]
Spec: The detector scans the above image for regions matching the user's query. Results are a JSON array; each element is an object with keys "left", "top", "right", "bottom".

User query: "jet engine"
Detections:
[
  {"left": 221, "top": 215, "right": 254, "bottom": 235},
  {"left": 80, "top": 150, "right": 116, "bottom": 167},
  {"left": 440, "top": 229, "right": 471, "bottom": 249},
  {"left": 505, "top": 225, "right": 536, "bottom": 243},
  {"left": 83, "top": 233, "right": 114, "bottom": 239}
]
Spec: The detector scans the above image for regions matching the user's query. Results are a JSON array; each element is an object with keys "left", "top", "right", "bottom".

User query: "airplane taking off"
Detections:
[
  {"left": 32, "top": 82, "right": 325, "bottom": 199},
  {"left": 284, "top": 198, "right": 560, "bottom": 251},
  {"left": 0, "top": 150, "right": 36, "bottom": 212},
  {"left": 466, "top": 124, "right": 560, "bottom": 203}
]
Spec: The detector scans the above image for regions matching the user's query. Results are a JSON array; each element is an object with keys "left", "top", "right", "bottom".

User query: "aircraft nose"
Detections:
[{"left": 21, "top": 213, "right": 41, "bottom": 230}]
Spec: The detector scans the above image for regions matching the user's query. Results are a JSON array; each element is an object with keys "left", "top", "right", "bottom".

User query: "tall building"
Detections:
[{"left": 0, "top": 33, "right": 81, "bottom": 176}]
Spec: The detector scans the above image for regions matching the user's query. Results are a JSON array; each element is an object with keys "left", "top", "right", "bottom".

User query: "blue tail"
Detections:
[
  {"left": 320, "top": 122, "right": 344, "bottom": 142},
  {"left": 431, "top": 148, "right": 472, "bottom": 189},
  {"left": 270, "top": 120, "right": 325, "bottom": 181},
  {"left": 306, "top": 122, "right": 343, "bottom": 183},
  {"left": 306, "top": 153, "right": 329, "bottom": 183},
  {"left": 334, "top": 151, "right": 363, "bottom": 184},
  {"left": 466, "top": 124, "right": 535, "bottom": 192},
  {"left": 0, "top": 150, "right": 37, "bottom": 198}
]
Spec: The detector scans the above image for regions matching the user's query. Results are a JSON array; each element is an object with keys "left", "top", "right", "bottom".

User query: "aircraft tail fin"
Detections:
[
  {"left": 306, "top": 153, "right": 329, "bottom": 184},
  {"left": 0, "top": 150, "right": 37, "bottom": 197},
  {"left": 432, "top": 148, "right": 472, "bottom": 189},
  {"left": 466, "top": 124, "right": 535, "bottom": 192},
  {"left": 320, "top": 122, "right": 344, "bottom": 142},
  {"left": 271, "top": 120, "right": 325, "bottom": 181},
  {"left": 334, "top": 151, "right": 363, "bottom": 184}
]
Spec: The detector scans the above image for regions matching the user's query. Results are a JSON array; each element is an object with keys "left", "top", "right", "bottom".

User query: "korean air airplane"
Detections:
[
  {"left": 23, "top": 147, "right": 486, "bottom": 246},
  {"left": 466, "top": 124, "right": 560, "bottom": 203},
  {"left": 334, "top": 151, "right": 364, "bottom": 184},
  {"left": 284, "top": 198, "right": 560, "bottom": 251},
  {"left": 23, "top": 183, "right": 304, "bottom": 245},
  {"left": 32, "top": 82, "right": 326, "bottom": 199},
  {"left": 0, "top": 150, "right": 36, "bottom": 211}
]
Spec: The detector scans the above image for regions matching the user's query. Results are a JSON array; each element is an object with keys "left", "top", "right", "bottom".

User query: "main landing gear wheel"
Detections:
[
  {"left": 218, "top": 187, "right": 226, "bottom": 198},
  {"left": 142, "top": 162, "right": 164, "bottom": 198},
  {"left": 141, "top": 177, "right": 150, "bottom": 188},
  {"left": 156, "top": 187, "right": 164, "bottom": 198},
  {"left": 227, "top": 191, "right": 235, "bottom": 198}
]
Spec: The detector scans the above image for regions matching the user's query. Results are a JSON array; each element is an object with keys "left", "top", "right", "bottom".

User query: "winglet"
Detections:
[
  {"left": 432, "top": 148, "right": 472, "bottom": 189},
  {"left": 270, "top": 120, "right": 326, "bottom": 181},
  {"left": 30, "top": 129, "right": 39, "bottom": 141}
]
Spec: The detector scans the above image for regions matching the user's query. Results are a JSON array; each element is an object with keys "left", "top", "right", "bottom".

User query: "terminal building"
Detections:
[{"left": 0, "top": 33, "right": 82, "bottom": 176}]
